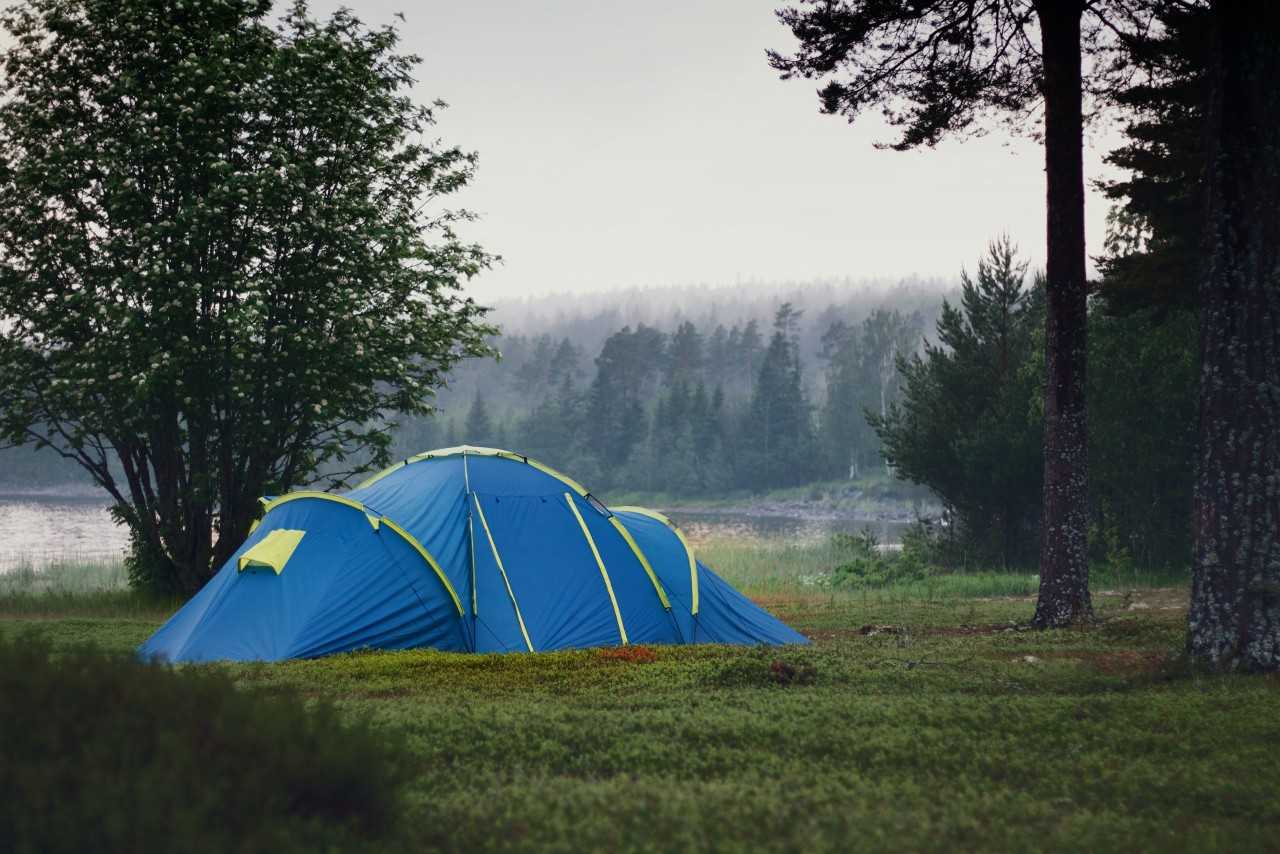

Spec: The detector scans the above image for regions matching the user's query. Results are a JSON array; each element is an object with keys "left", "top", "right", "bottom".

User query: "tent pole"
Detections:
[{"left": 464, "top": 451, "right": 478, "bottom": 651}]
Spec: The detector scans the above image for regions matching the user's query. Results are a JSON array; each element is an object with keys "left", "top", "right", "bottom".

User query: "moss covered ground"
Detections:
[{"left": 1, "top": 545, "right": 1276, "bottom": 852}]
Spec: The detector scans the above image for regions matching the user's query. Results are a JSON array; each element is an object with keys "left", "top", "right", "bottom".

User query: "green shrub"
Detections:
[
  {"left": 830, "top": 526, "right": 940, "bottom": 589},
  {"left": 0, "top": 635, "right": 408, "bottom": 854}
]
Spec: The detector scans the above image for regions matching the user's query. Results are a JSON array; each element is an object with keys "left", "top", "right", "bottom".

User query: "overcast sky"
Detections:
[{"left": 331, "top": 2, "right": 1120, "bottom": 301}]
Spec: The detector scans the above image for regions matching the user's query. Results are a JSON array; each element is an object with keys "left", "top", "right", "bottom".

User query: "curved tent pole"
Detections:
[
  {"left": 610, "top": 506, "right": 700, "bottom": 615},
  {"left": 353, "top": 445, "right": 590, "bottom": 496},
  {"left": 472, "top": 494, "right": 535, "bottom": 653},
  {"left": 255, "top": 492, "right": 464, "bottom": 617},
  {"left": 565, "top": 494, "right": 629, "bottom": 646}
]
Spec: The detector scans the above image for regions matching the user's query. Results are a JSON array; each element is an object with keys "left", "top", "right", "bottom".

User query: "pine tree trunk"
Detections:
[
  {"left": 1031, "top": 0, "right": 1093, "bottom": 627},
  {"left": 1187, "top": 2, "right": 1280, "bottom": 671}
]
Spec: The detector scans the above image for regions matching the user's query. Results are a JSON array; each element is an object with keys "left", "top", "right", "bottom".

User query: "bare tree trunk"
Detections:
[
  {"left": 1187, "top": 2, "right": 1280, "bottom": 671},
  {"left": 1031, "top": 0, "right": 1093, "bottom": 627}
]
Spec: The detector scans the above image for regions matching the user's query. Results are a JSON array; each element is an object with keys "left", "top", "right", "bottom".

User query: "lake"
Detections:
[
  {"left": 0, "top": 492, "right": 132, "bottom": 570},
  {"left": 0, "top": 492, "right": 908, "bottom": 572}
]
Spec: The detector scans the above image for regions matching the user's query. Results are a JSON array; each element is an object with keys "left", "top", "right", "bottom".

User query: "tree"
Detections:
[
  {"left": 0, "top": 0, "right": 494, "bottom": 594},
  {"left": 1186, "top": 2, "right": 1280, "bottom": 671},
  {"left": 586, "top": 326, "right": 662, "bottom": 471},
  {"left": 464, "top": 393, "right": 495, "bottom": 446},
  {"left": 666, "top": 321, "right": 705, "bottom": 384},
  {"left": 819, "top": 309, "right": 919, "bottom": 479},
  {"left": 1096, "top": 3, "right": 1208, "bottom": 317},
  {"left": 770, "top": 0, "right": 1155, "bottom": 625},
  {"left": 741, "top": 304, "right": 818, "bottom": 489},
  {"left": 872, "top": 239, "right": 1044, "bottom": 568},
  {"left": 1088, "top": 1, "right": 1203, "bottom": 570}
]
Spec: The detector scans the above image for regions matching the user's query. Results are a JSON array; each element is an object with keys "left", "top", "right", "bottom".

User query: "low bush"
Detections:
[
  {"left": 829, "top": 526, "right": 940, "bottom": 589},
  {"left": 0, "top": 635, "right": 407, "bottom": 854}
]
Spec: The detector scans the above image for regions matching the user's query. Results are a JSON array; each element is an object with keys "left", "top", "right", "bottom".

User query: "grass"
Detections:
[
  {"left": 698, "top": 535, "right": 1190, "bottom": 598},
  {"left": 0, "top": 548, "right": 1276, "bottom": 852}
]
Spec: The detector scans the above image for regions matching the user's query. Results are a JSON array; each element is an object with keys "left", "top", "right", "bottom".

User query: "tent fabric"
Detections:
[{"left": 139, "top": 446, "right": 808, "bottom": 663}]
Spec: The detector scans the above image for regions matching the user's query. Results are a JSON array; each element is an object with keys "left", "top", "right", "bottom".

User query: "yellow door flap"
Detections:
[{"left": 237, "top": 529, "right": 306, "bottom": 574}]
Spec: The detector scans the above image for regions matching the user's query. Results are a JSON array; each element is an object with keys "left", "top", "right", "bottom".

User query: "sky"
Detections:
[{"left": 269, "top": 2, "right": 1123, "bottom": 302}]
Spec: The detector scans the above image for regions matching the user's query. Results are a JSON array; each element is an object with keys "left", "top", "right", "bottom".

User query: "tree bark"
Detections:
[
  {"left": 1187, "top": 2, "right": 1280, "bottom": 671},
  {"left": 1032, "top": 0, "right": 1093, "bottom": 627}
]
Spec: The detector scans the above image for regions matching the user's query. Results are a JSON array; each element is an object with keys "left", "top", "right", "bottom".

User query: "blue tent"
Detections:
[{"left": 140, "top": 447, "right": 808, "bottom": 662}]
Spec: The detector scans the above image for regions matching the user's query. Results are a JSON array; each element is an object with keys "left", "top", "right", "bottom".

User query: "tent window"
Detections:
[
  {"left": 585, "top": 494, "right": 610, "bottom": 517},
  {"left": 237, "top": 529, "right": 305, "bottom": 575}
]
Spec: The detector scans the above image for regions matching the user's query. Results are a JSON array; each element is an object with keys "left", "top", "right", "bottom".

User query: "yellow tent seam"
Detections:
[
  {"left": 260, "top": 491, "right": 365, "bottom": 514},
  {"left": 473, "top": 495, "right": 534, "bottom": 652},
  {"left": 354, "top": 446, "right": 590, "bottom": 496},
  {"left": 613, "top": 505, "right": 698, "bottom": 614},
  {"left": 608, "top": 516, "right": 670, "bottom": 610},
  {"left": 566, "top": 494, "right": 629, "bottom": 645},
  {"left": 379, "top": 517, "right": 464, "bottom": 617},
  {"left": 256, "top": 490, "right": 462, "bottom": 617}
]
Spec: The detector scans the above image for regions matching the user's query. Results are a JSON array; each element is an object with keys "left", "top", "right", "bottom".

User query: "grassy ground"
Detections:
[{"left": 1, "top": 546, "right": 1277, "bottom": 852}]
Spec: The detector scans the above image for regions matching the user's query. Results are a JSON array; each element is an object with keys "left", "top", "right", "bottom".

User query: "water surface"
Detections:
[
  {"left": 0, "top": 492, "right": 905, "bottom": 572},
  {"left": 0, "top": 492, "right": 129, "bottom": 570}
]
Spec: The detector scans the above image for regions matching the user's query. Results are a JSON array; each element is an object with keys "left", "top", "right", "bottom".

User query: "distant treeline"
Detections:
[
  {"left": 397, "top": 282, "right": 946, "bottom": 497},
  {"left": 0, "top": 278, "right": 947, "bottom": 493}
]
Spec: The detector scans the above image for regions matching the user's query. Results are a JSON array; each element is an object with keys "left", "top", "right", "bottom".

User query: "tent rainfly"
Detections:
[{"left": 139, "top": 446, "right": 808, "bottom": 662}]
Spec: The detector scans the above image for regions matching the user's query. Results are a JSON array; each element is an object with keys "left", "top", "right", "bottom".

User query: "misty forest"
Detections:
[{"left": 0, "top": 2, "right": 1277, "bottom": 852}]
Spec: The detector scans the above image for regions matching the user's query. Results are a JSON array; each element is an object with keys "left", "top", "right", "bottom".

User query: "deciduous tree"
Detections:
[{"left": 0, "top": 0, "right": 494, "bottom": 593}]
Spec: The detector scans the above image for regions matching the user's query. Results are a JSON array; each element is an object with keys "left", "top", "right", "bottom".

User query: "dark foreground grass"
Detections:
[{"left": 1, "top": 566, "right": 1277, "bottom": 852}]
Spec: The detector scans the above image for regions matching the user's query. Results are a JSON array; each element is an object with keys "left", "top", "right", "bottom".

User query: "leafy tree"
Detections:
[
  {"left": 1186, "top": 2, "right": 1280, "bottom": 671},
  {"left": 872, "top": 239, "right": 1044, "bottom": 568},
  {"left": 0, "top": 0, "right": 493, "bottom": 593},
  {"left": 770, "top": 0, "right": 1159, "bottom": 624}
]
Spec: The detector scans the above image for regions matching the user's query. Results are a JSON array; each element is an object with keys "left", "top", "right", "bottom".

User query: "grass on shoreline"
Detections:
[{"left": 0, "top": 546, "right": 1274, "bottom": 852}]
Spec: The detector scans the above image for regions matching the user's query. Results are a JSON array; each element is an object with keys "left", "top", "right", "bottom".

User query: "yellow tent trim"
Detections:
[
  {"left": 254, "top": 490, "right": 462, "bottom": 617},
  {"left": 468, "top": 513, "right": 478, "bottom": 617},
  {"left": 353, "top": 446, "right": 590, "bottom": 496},
  {"left": 464, "top": 454, "right": 478, "bottom": 617},
  {"left": 611, "top": 506, "right": 699, "bottom": 615},
  {"left": 378, "top": 517, "right": 464, "bottom": 617},
  {"left": 608, "top": 517, "right": 670, "bottom": 610},
  {"left": 259, "top": 491, "right": 366, "bottom": 514},
  {"left": 566, "top": 494, "right": 629, "bottom": 645},
  {"left": 473, "top": 495, "right": 534, "bottom": 652},
  {"left": 238, "top": 529, "right": 305, "bottom": 574}
]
